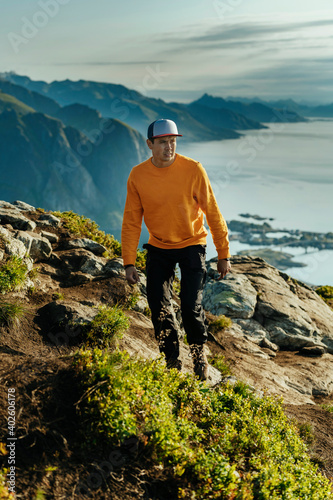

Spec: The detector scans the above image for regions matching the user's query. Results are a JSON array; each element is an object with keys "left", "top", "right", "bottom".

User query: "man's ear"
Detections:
[{"left": 146, "top": 139, "right": 153, "bottom": 150}]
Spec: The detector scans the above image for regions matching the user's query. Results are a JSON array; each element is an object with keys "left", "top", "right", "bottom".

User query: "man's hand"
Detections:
[
  {"left": 217, "top": 259, "right": 231, "bottom": 280},
  {"left": 125, "top": 266, "right": 140, "bottom": 284}
]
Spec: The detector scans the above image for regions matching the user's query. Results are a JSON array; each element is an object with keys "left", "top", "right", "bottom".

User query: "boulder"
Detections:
[
  {"left": 15, "top": 231, "right": 33, "bottom": 254},
  {"left": 234, "top": 318, "right": 270, "bottom": 344},
  {"left": 0, "top": 226, "right": 11, "bottom": 239},
  {"left": 41, "top": 231, "right": 59, "bottom": 244},
  {"left": 5, "top": 238, "right": 27, "bottom": 259},
  {"left": 212, "top": 256, "right": 333, "bottom": 353},
  {"left": 203, "top": 271, "right": 257, "bottom": 318},
  {"left": 103, "top": 258, "right": 126, "bottom": 278},
  {"left": 0, "top": 207, "right": 36, "bottom": 231},
  {"left": 38, "top": 300, "right": 99, "bottom": 346},
  {"left": 64, "top": 238, "right": 106, "bottom": 255},
  {"left": 37, "top": 213, "right": 61, "bottom": 228},
  {"left": 11, "top": 200, "right": 36, "bottom": 211},
  {"left": 298, "top": 346, "right": 326, "bottom": 357},
  {"left": 79, "top": 254, "right": 105, "bottom": 276},
  {"left": 27, "top": 232, "right": 53, "bottom": 261}
]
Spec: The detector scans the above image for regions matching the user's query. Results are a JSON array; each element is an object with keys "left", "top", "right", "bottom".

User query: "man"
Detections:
[{"left": 121, "top": 119, "right": 231, "bottom": 380}]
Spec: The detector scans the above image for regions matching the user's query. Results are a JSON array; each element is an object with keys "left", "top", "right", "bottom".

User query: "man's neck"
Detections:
[{"left": 151, "top": 155, "right": 176, "bottom": 168}]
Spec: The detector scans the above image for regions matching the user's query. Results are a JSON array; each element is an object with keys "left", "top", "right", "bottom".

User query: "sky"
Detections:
[{"left": 1, "top": 0, "right": 333, "bottom": 103}]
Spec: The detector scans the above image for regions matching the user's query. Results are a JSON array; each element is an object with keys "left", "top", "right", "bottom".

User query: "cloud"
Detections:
[
  {"left": 156, "top": 17, "right": 333, "bottom": 53},
  {"left": 51, "top": 61, "right": 167, "bottom": 66}
]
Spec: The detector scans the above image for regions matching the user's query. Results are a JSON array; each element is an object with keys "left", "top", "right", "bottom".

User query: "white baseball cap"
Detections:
[{"left": 147, "top": 119, "right": 182, "bottom": 140}]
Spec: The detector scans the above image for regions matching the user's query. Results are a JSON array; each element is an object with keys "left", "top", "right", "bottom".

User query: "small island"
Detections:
[{"left": 228, "top": 220, "right": 333, "bottom": 251}]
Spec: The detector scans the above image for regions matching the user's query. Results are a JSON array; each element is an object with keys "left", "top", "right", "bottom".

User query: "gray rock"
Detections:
[
  {"left": 133, "top": 296, "right": 149, "bottom": 315},
  {"left": 37, "top": 213, "right": 61, "bottom": 228},
  {"left": 260, "top": 337, "right": 279, "bottom": 352},
  {"left": 0, "top": 226, "right": 11, "bottom": 239},
  {"left": 27, "top": 232, "right": 53, "bottom": 261},
  {"left": 234, "top": 318, "right": 269, "bottom": 343},
  {"left": 203, "top": 272, "right": 257, "bottom": 318},
  {"left": 224, "top": 256, "right": 333, "bottom": 353},
  {"left": 0, "top": 207, "right": 36, "bottom": 231},
  {"left": 80, "top": 254, "right": 105, "bottom": 276},
  {"left": 66, "top": 272, "right": 92, "bottom": 286},
  {"left": 23, "top": 256, "right": 34, "bottom": 272},
  {"left": 64, "top": 238, "right": 106, "bottom": 256},
  {"left": 103, "top": 258, "right": 126, "bottom": 277},
  {"left": 0, "top": 250, "right": 4, "bottom": 260},
  {"left": 15, "top": 231, "right": 33, "bottom": 254},
  {"left": 11, "top": 200, "right": 36, "bottom": 211},
  {"left": 38, "top": 300, "right": 99, "bottom": 346},
  {"left": 299, "top": 346, "right": 326, "bottom": 357},
  {"left": 40, "top": 300, "right": 98, "bottom": 326},
  {"left": 5, "top": 238, "right": 27, "bottom": 259},
  {"left": 0, "top": 201, "right": 19, "bottom": 210},
  {"left": 41, "top": 231, "right": 59, "bottom": 244}
]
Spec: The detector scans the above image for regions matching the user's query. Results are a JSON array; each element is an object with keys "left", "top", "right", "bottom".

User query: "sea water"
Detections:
[{"left": 178, "top": 119, "right": 333, "bottom": 286}]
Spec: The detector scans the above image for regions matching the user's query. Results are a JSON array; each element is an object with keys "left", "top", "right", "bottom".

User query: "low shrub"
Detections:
[
  {"left": 84, "top": 305, "right": 129, "bottom": 347},
  {"left": 0, "top": 301, "right": 27, "bottom": 327},
  {"left": 208, "top": 354, "right": 232, "bottom": 377},
  {"left": 322, "top": 404, "right": 333, "bottom": 413},
  {"left": 0, "top": 256, "right": 28, "bottom": 294},
  {"left": 51, "top": 210, "right": 147, "bottom": 270},
  {"left": 316, "top": 285, "right": 333, "bottom": 301},
  {"left": 74, "top": 349, "right": 333, "bottom": 499},
  {"left": 208, "top": 315, "right": 232, "bottom": 333},
  {"left": 51, "top": 210, "right": 122, "bottom": 258},
  {"left": 0, "top": 469, "right": 15, "bottom": 499}
]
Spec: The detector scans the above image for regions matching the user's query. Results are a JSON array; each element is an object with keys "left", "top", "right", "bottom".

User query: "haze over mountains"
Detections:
[{"left": 0, "top": 72, "right": 332, "bottom": 236}]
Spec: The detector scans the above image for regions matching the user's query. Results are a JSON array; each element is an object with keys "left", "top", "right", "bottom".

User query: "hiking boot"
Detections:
[
  {"left": 190, "top": 344, "right": 209, "bottom": 381},
  {"left": 166, "top": 357, "right": 182, "bottom": 371}
]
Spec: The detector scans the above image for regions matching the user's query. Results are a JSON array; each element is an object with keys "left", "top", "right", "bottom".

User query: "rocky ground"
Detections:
[{"left": 0, "top": 200, "right": 332, "bottom": 498}]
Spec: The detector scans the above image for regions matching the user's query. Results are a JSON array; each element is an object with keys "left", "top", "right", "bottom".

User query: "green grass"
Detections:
[
  {"left": 74, "top": 349, "right": 333, "bottom": 499},
  {"left": 316, "top": 286, "right": 333, "bottom": 303},
  {"left": 0, "top": 469, "right": 15, "bottom": 499},
  {"left": 0, "top": 301, "right": 27, "bottom": 327},
  {"left": 208, "top": 354, "right": 232, "bottom": 377},
  {"left": 0, "top": 256, "right": 29, "bottom": 294},
  {"left": 84, "top": 305, "right": 129, "bottom": 347},
  {"left": 52, "top": 292, "right": 65, "bottom": 301},
  {"left": 321, "top": 404, "right": 333, "bottom": 413},
  {"left": 50, "top": 210, "right": 147, "bottom": 271},
  {"left": 208, "top": 315, "right": 232, "bottom": 333}
]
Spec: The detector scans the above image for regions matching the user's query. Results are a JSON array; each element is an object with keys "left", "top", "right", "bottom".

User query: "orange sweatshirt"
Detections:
[{"left": 121, "top": 153, "right": 230, "bottom": 266}]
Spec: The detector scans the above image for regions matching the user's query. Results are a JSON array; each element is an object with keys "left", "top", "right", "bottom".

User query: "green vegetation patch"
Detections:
[
  {"left": 322, "top": 404, "right": 333, "bottom": 413},
  {"left": 51, "top": 210, "right": 147, "bottom": 270},
  {"left": 0, "top": 301, "right": 27, "bottom": 327},
  {"left": 316, "top": 285, "right": 333, "bottom": 302},
  {"left": 208, "top": 354, "right": 232, "bottom": 377},
  {"left": 74, "top": 349, "right": 333, "bottom": 499},
  {"left": 84, "top": 305, "right": 129, "bottom": 347},
  {"left": 0, "top": 469, "right": 15, "bottom": 499},
  {"left": 208, "top": 315, "right": 232, "bottom": 333},
  {"left": 0, "top": 256, "right": 29, "bottom": 294}
]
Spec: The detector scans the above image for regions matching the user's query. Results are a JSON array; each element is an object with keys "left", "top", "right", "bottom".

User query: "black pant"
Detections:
[{"left": 144, "top": 244, "right": 208, "bottom": 361}]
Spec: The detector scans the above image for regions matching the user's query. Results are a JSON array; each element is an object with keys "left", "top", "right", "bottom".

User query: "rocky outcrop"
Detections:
[
  {"left": 0, "top": 201, "right": 332, "bottom": 406},
  {"left": 202, "top": 273, "right": 257, "bottom": 318},
  {"left": 204, "top": 256, "right": 333, "bottom": 354}
]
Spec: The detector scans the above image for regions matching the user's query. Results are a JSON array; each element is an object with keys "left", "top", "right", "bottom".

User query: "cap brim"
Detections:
[{"left": 149, "top": 133, "right": 183, "bottom": 139}]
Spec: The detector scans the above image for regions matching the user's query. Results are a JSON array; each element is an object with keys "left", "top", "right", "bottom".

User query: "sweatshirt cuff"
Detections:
[{"left": 217, "top": 249, "right": 231, "bottom": 260}]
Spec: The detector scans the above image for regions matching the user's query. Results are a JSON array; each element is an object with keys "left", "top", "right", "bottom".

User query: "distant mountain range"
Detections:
[
  {"left": 0, "top": 72, "right": 331, "bottom": 236},
  {"left": 225, "top": 96, "right": 333, "bottom": 119}
]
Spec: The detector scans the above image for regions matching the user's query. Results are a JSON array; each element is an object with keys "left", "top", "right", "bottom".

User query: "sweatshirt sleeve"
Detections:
[
  {"left": 194, "top": 163, "right": 231, "bottom": 260},
  {"left": 121, "top": 172, "right": 144, "bottom": 266}
]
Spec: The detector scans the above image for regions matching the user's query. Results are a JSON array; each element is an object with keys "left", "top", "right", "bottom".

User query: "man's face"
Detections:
[{"left": 147, "top": 135, "right": 177, "bottom": 167}]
